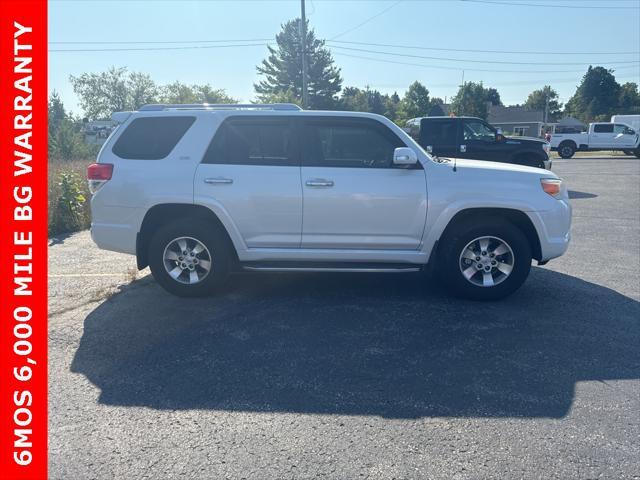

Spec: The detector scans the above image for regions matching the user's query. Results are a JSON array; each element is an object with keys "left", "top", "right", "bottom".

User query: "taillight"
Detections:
[
  {"left": 87, "top": 163, "right": 113, "bottom": 194},
  {"left": 541, "top": 178, "right": 562, "bottom": 198}
]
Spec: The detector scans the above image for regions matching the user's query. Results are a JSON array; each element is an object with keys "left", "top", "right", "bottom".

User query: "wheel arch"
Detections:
[
  {"left": 136, "top": 203, "right": 239, "bottom": 270},
  {"left": 436, "top": 207, "right": 542, "bottom": 261},
  {"left": 558, "top": 139, "right": 577, "bottom": 149}
]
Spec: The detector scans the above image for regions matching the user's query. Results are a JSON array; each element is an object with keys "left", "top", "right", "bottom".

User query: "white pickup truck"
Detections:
[{"left": 551, "top": 122, "right": 640, "bottom": 158}]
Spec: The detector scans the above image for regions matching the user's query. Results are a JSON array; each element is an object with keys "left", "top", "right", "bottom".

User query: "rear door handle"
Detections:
[
  {"left": 204, "top": 177, "right": 233, "bottom": 185},
  {"left": 305, "top": 179, "right": 334, "bottom": 187}
]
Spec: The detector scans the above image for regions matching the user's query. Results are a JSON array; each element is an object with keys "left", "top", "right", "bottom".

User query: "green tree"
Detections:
[
  {"left": 565, "top": 66, "right": 621, "bottom": 122},
  {"left": 254, "top": 88, "right": 302, "bottom": 107},
  {"left": 338, "top": 87, "right": 401, "bottom": 122},
  {"left": 618, "top": 82, "right": 640, "bottom": 115},
  {"left": 450, "top": 81, "right": 497, "bottom": 119},
  {"left": 70, "top": 67, "right": 158, "bottom": 119},
  {"left": 485, "top": 87, "right": 503, "bottom": 107},
  {"left": 160, "top": 82, "right": 236, "bottom": 104},
  {"left": 525, "top": 85, "right": 563, "bottom": 122},
  {"left": 384, "top": 92, "right": 401, "bottom": 123},
  {"left": 397, "top": 81, "right": 432, "bottom": 122},
  {"left": 340, "top": 86, "right": 370, "bottom": 112},
  {"left": 48, "top": 91, "right": 66, "bottom": 129},
  {"left": 255, "top": 18, "right": 342, "bottom": 109},
  {"left": 48, "top": 92, "right": 94, "bottom": 160}
]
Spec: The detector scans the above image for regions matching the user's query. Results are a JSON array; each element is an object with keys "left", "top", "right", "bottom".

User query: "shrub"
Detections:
[{"left": 48, "top": 160, "right": 92, "bottom": 236}]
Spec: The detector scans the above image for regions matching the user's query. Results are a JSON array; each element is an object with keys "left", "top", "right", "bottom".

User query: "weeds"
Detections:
[{"left": 48, "top": 159, "right": 92, "bottom": 236}]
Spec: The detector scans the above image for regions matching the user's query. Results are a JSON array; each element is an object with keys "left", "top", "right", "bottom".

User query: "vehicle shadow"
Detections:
[
  {"left": 70, "top": 268, "right": 639, "bottom": 419},
  {"left": 568, "top": 190, "right": 598, "bottom": 200}
]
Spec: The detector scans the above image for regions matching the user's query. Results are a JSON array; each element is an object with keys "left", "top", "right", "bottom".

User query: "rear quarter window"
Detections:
[{"left": 112, "top": 116, "right": 196, "bottom": 160}]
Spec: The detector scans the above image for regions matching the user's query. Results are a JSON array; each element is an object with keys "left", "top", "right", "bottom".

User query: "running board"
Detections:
[{"left": 240, "top": 261, "right": 422, "bottom": 273}]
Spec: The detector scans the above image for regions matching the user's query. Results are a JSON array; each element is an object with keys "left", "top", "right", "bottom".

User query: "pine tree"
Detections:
[{"left": 255, "top": 18, "right": 342, "bottom": 109}]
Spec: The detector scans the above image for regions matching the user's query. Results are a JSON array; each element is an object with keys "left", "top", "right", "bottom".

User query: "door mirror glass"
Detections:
[{"left": 393, "top": 147, "right": 418, "bottom": 166}]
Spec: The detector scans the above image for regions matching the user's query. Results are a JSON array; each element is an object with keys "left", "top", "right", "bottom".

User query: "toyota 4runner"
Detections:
[{"left": 88, "top": 103, "right": 571, "bottom": 300}]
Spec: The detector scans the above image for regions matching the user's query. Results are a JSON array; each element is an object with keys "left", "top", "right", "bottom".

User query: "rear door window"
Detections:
[
  {"left": 202, "top": 117, "right": 297, "bottom": 166},
  {"left": 112, "top": 116, "right": 195, "bottom": 160},
  {"left": 462, "top": 119, "right": 496, "bottom": 142},
  {"left": 421, "top": 119, "right": 458, "bottom": 146},
  {"left": 593, "top": 124, "right": 614, "bottom": 133}
]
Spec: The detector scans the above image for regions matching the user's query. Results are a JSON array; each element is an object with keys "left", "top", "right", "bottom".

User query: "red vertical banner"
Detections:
[{"left": 0, "top": 1, "right": 48, "bottom": 479}]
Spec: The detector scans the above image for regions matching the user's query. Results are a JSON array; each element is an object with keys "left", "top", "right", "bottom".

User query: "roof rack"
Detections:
[{"left": 139, "top": 103, "right": 302, "bottom": 112}]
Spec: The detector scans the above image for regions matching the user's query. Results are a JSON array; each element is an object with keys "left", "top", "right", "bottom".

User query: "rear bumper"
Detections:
[{"left": 89, "top": 200, "right": 144, "bottom": 255}]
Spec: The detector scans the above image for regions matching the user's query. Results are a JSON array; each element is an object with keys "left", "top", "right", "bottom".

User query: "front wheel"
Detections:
[
  {"left": 148, "top": 219, "right": 231, "bottom": 297},
  {"left": 437, "top": 221, "right": 532, "bottom": 300}
]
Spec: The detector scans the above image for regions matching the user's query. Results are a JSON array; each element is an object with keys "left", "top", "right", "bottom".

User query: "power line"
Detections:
[
  {"left": 328, "top": 39, "right": 640, "bottom": 56},
  {"left": 330, "top": 0, "right": 404, "bottom": 40},
  {"left": 48, "top": 37, "right": 639, "bottom": 57},
  {"left": 330, "top": 44, "right": 640, "bottom": 66},
  {"left": 48, "top": 42, "right": 269, "bottom": 53},
  {"left": 332, "top": 50, "right": 640, "bottom": 74},
  {"left": 461, "top": 0, "right": 640, "bottom": 9},
  {"left": 49, "top": 38, "right": 273, "bottom": 45}
]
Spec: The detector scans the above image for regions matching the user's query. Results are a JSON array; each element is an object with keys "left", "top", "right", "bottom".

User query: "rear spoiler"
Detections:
[{"left": 111, "top": 111, "right": 133, "bottom": 124}]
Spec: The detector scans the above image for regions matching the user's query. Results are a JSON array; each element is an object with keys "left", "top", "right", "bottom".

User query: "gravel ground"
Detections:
[{"left": 49, "top": 156, "right": 640, "bottom": 479}]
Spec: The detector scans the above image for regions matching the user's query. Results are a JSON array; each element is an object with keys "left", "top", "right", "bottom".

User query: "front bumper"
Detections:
[{"left": 527, "top": 199, "right": 572, "bottom": 262}]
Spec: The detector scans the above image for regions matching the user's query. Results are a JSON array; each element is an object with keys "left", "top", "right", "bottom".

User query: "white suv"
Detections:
[{"left": 88, "top": 103, "right": 571, "bottom": 300}]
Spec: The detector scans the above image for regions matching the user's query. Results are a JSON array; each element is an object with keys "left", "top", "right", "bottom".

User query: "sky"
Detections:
[{"left": 49, "top": 0, "right": 640, "bottom": 116}]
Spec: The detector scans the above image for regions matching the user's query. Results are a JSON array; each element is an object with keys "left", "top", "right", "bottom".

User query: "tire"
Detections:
[
  {"left": 635, "top": 149, "right": 640, "bottom": 159},
  {"left": 148, "top": 218, "right": 231, "bottom": 297},
  {"left": 558, "top": 142, "right": 575, "bottom": 159},
  {"left": 437, "top": 220, "right": 532, "bottom": 301}
]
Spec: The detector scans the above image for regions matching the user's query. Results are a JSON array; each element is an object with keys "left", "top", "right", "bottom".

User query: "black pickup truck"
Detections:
[{"left": 405, "top": 116, "right": 551, "bottom": 169}]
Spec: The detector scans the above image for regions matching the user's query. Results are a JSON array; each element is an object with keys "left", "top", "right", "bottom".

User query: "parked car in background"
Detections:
[
  {"left": 405, "top": 116, "right": 551, "bottom": 170},
  {"left": 88, "top": 104, "right": 571, "bottom": 301},
  {"left": 551, "top": 122, "right": 640, "bottom": 158},
  {"left": 611, "top": 115, "right": 640, "bottom": 155},
  {"left": 611, "top": 114, "right": 640, "bottom": 132}
]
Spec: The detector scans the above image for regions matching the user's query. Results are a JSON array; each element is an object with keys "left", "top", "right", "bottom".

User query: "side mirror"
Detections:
[
  {"left": 393, "top": 147, "right": 418, "bottom": 166},
  {"left": 496, "top": 133, "right": 506, "bottom": 142}
]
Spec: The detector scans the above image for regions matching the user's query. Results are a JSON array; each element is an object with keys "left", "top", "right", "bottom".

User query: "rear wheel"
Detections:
[
  {"left": 558, "top": 142, "right": 575, "bottom": 159},
  {"left": 148, "top": 219, "right": 231, "bottom": 297},
  {"left": 437, "top": 221, "right": 532, "bottom": 300}
]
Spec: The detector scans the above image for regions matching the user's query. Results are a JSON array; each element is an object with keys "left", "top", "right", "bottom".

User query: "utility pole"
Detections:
[
  {"left": 544, "top": 91, "right": 549, "bottom": 134},
  {"left": 459, "top": 70, "right": 465, "bottom": 116},
  {"left": 300, "top": 0, "right": 309, "bottom": 109}
]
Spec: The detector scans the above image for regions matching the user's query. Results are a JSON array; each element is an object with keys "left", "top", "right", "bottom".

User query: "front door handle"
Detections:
[
  {"left": 460, "top": 144, "right": 467, "bottom": 153},
  {"left": 204, "top": 177, "right": 233, "bottom": 185},
  {"left": 305, "top": 179, "right": 334, "bottom": 187}
]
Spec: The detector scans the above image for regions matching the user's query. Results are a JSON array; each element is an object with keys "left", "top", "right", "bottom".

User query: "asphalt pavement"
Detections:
[{"left": 49, "top": 156, "right": 640, "bottom": 479}]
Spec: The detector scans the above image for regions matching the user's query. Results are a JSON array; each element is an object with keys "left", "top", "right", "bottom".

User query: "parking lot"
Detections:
[{"left": 49, "top": 156, "right": 639, "bottom": 479}]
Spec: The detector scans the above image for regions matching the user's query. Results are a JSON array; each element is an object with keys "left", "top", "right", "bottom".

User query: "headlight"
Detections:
[{"left": 541, "top": 178, "right": 562, "bottom": 198}]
